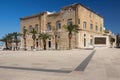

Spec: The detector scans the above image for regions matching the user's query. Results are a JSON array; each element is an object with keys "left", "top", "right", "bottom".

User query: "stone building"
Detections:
[{"left": 20, "top": 3, "right": 104, "bottom": 50}]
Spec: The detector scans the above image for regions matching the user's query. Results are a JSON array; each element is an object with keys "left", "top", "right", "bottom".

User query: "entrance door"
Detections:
[
  {"left": 48, "top": 41, "right": 51, "bottom": 48},
  {"left": 36, "top": 39, "right": 38, "bottom": 48},
  {"left": 84, "top": 38, "right": 86, "bottom": 47}
]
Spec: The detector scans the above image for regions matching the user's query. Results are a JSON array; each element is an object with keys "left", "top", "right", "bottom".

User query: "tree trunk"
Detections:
[
  {"left": 55, "top": 35, "right": 58, "bottom": 50},
  {"left": 43, "top": 40, "right": 46, "bottom": 50},
  {"left": 5, "top": 42, "right": 8, "bottom": 49},
  {"left": 15, "top": 38, "right": 18, "bottom": 50},
  {"left": 33, "top": 39, "right": 35, "bottom": 49},
  {"left": 39, "top": 39, "right": 41, "bottom": 49},
  {"left": 24, "top": 37, "right": 27, "bottom": 51},
  {"left": 32, "top": 35, "right": 36, "bottom": 49},
  {"left": 68, "top": 33, "right": 72, "bottom": 50}
]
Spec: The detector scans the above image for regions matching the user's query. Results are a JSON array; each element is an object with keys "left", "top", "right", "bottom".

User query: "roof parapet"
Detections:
[{"left": 20, "top": 12, "right": 47, "bottom": 20}]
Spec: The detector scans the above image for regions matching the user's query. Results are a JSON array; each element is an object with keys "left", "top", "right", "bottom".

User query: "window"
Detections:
[
  {"left": 90, "top": 24, "right": 93, "bottom": 30},
  {"left": 35, "top": 24, "right": 38, "bottom": 32},
  {"left": 100, "top": 27, "right": 102, "bottom": 32},
  {"left": 84, "top": 38, "right": 86, "bottom": 47},
  {"left": 23, "top": 26, "right": 26, "bottom": 30},
  {"left": 96, "top": 25, "right": 98, "bottom": 31},
  {"left": 100, "top": 24, "right": 102, "bottom": 32},
  {"left": 47, "top": 23, "right": 52, "bottom": 31},
  {"left": 29, "top": 25, "right": 32, "bottom": 32},
  {"left": 83, "top": 21, "right": 87, "bottom": 29},
  {"left": 56, "top": 21, "right": 61, "bottom": 30},
  {"left": 84, "top": 34, "right": 86, "bottom": 37},
  {"left": 90, "top": 39, "right": 93, "bottom": 45},
  {"left": 78, "top": 19, "right": 80, "bottom": 24},
  {"left": 23, "top": 26, "right": 26, "bottom": 33},
  {"left": 90, "top": 35, "right": 93, "bottom": 45},
  {"left": 23, "top": 26, "right": 26, "bottom": 29},
  {"left": 69, "top": 8, "right": 72, "bottom": 12},
  {"left": 67, "top": 19, "right": 72, "bottom": 26}
]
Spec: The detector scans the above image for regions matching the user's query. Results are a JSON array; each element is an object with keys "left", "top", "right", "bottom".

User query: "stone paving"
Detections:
[{"left": 0, "top": 48, "right": 120, "bottom": 80}]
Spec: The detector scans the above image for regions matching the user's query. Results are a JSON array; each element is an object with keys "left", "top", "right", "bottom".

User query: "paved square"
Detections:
[{"left": 0, "top": 48, "right": 120, "bottom": 80}]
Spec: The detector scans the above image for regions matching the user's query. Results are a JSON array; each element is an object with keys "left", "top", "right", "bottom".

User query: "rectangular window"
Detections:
[
  {"left": 83, "top": 21, "right": 87, "bottom": 29},
  {"left": 78, "top": 19, "right": 80, "bottom": 24},
  {"left": 47, "top": 23, "right": 52, "bottom": 31},
  {"left": 100, "top": 27, "right": 102, "bottom": 32},
  {"left": 90, "top": 24, "right": 93, "bottom": 30},
  {"left": 67, "top": 19, "right": 72, "bottom": 26},
  {"left": 29, "top": 25, "right": 32, "bottom": 32},
  {"left": 56, "top": 21, "right": 61, "bottom": 30},
  {"left": 35, "top": 24, "right": 38, "bottom": 32},
  {"left": 100, "top": 24, "right": 102, "bottom": 32},
  {"left": 96, "top": 25, "right": 98, "bottom": 31}
]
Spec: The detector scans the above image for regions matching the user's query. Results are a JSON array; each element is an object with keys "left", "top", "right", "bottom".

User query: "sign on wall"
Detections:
[{"left": 94, "top": 37, "right": 106, "bottom": 44}]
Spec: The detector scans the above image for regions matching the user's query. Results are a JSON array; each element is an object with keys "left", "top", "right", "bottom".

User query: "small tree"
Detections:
[
  {"left": 30, "top": 28, "right": 37, "bottom": 49},
  {"left": 39, "top": 33, "right": 51, "bottom": 50},
  {"left": 63, "top": 24, "right": 79, "bottom": 49},
  {"left": 110, "top": 37, "right": 115, "bottom": 47},
  {"left": 0, "top": 36, "right": 8, "bottom": 49},
  {"left": 7, "top": 33, "right": 13, "bottom": 49},
  {"left": 0, "top": 33, "right": 13, "bottom": 50},
  {"left": 22, "top": 28, "right": 27, "bottom": 50},
  {"left": 116, "top": 34, "right": 120, "bottom": 47},
  {"left": 12, "top": 32, "right": 21, "bottom": 50}
]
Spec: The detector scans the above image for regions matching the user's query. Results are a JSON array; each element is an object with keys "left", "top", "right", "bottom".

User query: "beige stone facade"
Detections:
[{"left": 20, "top": 3, "right": 104, "bottom": 50}]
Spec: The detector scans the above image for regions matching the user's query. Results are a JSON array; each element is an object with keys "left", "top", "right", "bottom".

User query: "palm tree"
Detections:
[
  {"left": 12, "top": 32, "right": 21, "bottom": 50},
  {"left": 30, "top": 28, "right": 37, "bottom": 49},
  {"left": 0, "top": 33, "right": 13, "bottom": 50},
  {"left": 63, "top": 24, "right": 78, "bottom": 49},
  {"left": 0, "top": 35, "right": 8, "bottom": 49},
  {"left": 39, "top": 33, "right": 51, "bottom": 50},
  {"left": 7, "top": 33, "right": 13, "bottom": 49},
  {"left": 22, "top": 28, "right": 27, "bottom": 50}
]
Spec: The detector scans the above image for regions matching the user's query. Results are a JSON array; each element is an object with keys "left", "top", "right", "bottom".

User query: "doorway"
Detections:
[
  {"left": 48, "top": 41, "right": 51, "bottom": 48},
  {"left": 84, "top": 38, "right": 86, "bottom": 47}
]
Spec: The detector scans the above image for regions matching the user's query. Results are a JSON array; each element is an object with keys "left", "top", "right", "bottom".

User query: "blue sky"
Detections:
[{"left": 0, "top": 0, "right": 120, "bottom": 38}]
